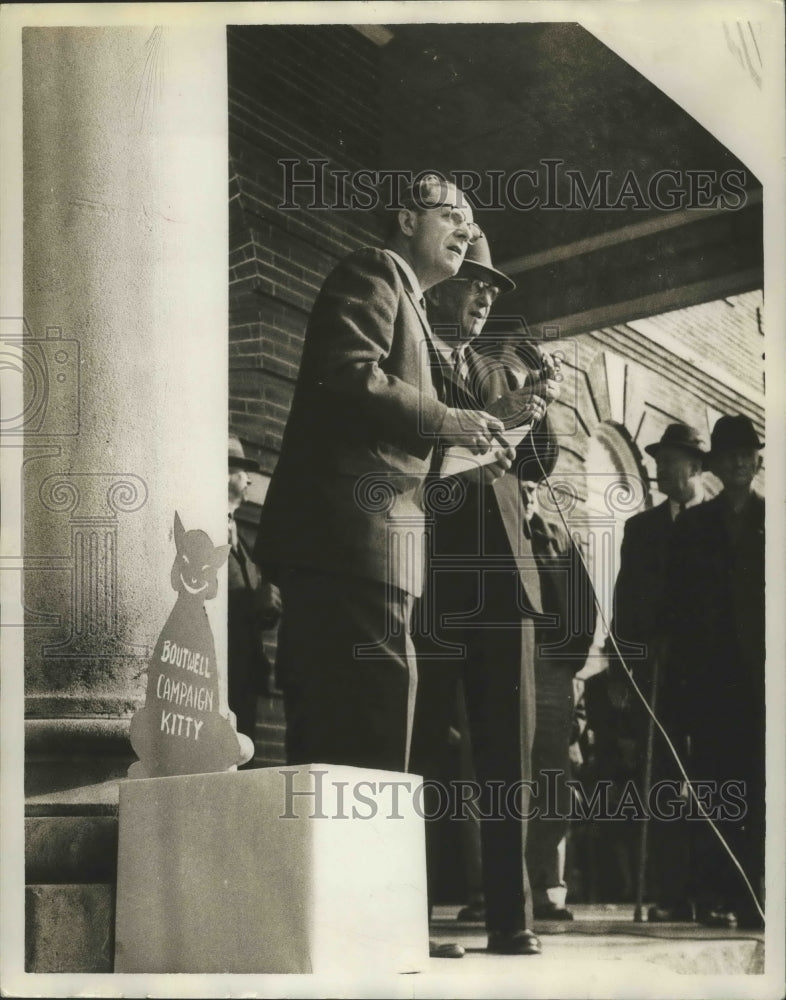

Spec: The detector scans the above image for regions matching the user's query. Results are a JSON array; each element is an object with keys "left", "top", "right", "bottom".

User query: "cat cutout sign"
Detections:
[{"left": 128, "top": 512, "right": 254, "bottom": 778}]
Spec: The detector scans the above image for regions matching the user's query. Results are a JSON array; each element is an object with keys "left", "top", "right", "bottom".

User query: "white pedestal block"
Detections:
[{"left": 114, "top": 764, "right": 429, "bottom": 974}]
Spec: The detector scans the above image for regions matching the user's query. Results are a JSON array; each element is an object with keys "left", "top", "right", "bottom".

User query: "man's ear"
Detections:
[
  {"left": 398, "top": 207, "right": 418, "bottom": 237},
  {"left": 756, "top": 453, "right": 763, "bottom": 473}
]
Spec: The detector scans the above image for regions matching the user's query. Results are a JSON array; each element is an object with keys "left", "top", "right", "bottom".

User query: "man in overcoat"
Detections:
[
  {"left": 666, "top": 414, "right": 765, "bottom": 929},
  {"left": 605, "top": 422, "right": 707, "bottom": 921},
  {"left": 254, "top": 176, "right": 505, "bottom": 775}
]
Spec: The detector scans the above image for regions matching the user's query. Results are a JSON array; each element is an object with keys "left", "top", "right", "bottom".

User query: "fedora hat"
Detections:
[
  {"left": 228, "top": 434, "right": 260, "bottom": 472},
  {"left": 644, "top": 423, "right": 707, "bottom": 460},
  {"left": 710, "top": 414, "right": 763, "bottom": 455},
  {"left": 460, "top": 236, "right": 516, "bottom": 293}
]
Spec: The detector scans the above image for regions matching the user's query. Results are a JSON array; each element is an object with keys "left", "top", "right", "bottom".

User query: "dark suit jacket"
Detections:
[
  {"left": 610, "top": 500, "right": 675, "bottom": 666},
  {"left": 227, "top": 525, "right": 280, "bottom": 735},
  {"left": 530, "top": 512, "right": 597, "bottom": 669},
  {"left": 666, "top": 491, "right": 765, "bottom": 744},
  {"left": 255, "top": 247, "right": 448, "bottom": 596},
  {"left": 426, "top": 342, "right": 558, "bottom": 617}
]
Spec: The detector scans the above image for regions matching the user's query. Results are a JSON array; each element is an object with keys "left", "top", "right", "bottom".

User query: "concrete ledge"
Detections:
[
  {"left": 25, "top": 695, "right": 141, "bottom": 718},
  {"left": 25, "top": 884, "right": 114, "bottom": 973},
  {"left": 25, "top": 717, "right": 131, "bottom": 754},
  {"left": 25, "top": 769, "right": 125, "bottom": 816},
  {"left": 25, "top": 718, "right": 134, "bottom": 812}
]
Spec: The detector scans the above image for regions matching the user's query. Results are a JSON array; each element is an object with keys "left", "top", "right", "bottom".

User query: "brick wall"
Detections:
[
  {"left": 227, "top": 25, "right": 385, "bottom": 762},
  {"left": 228, "top": 25, "right": 384, "bottom": 475},
  {"left": 626, "top": 291, "right": 764, "bottom": 399},
  {"left": 541, "top": 291, "right": 764, "bottom": 534}
]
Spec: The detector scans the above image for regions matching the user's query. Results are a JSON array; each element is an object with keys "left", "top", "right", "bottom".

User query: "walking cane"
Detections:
[{"left": 633, "top": 653, "right": 659, "bottom": 922}]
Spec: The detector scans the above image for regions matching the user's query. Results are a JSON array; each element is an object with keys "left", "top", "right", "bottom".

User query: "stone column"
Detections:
[{"left": 19, "top": 27, "right": 228, "bottom": 965}]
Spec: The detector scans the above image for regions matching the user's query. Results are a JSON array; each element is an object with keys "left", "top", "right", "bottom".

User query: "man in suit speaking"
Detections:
[{"left": 254, "top": 175, "right": 506, "bottom": 775}]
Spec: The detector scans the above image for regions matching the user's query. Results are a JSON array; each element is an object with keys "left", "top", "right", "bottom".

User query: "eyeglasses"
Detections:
[
  {"left": 439, "top": 206, "right": 484, "bottom": 244},
  {"left": 449, "top": 276, "right": 500, "bottom": 302},
  {"left": 412, "top": 175, "right": 483, "bottom": 243}
]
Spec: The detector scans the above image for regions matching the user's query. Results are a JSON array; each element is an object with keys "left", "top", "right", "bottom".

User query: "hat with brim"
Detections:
[
  {"left": 459, "top": 235, "right": 516, "bottom": 293},
  {"left": 644, "top": 423, "right": 707, "bottom": 461},
  {"left": 228, "top": 434, "right": 260, "bottom": 472},
  {"left": 709, "top": 414, "right": 764, "bottom": 456}
]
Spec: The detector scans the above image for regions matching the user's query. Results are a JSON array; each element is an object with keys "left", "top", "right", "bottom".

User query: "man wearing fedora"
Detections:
[
  {"left": 411, "top": 237, "right": 563, "bottom": 956},
  {"left": 228, "top": 435, "right": 281, "bottom": 748},
  {"left": 606, "top": 422, "right": 708, "bottom": 922},
  {"left": 666, "top": 414, "right": 765, "bottom": 929}
]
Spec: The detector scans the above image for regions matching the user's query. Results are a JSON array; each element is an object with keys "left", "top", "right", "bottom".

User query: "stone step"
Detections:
[
  {"left": 25, "top": 884, "right": 114, "bottom": 973},
  {"left": 26, "top": 816, "right": 118, "bottom": 883},
  {"left": 25, "top": 815, "right": 119, "bottom": 973}
]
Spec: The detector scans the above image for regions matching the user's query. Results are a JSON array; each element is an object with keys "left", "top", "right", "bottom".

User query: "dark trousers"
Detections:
[
  {"left": 686, "top": 695, "right": 765, "bottom": 918},
  {"left": 646, "top": 729, "right": 693, "bottom": 908},
  {"left": 412, "top": 566, "right": 537, "bottom": 934},
  {"left": 227, "top": 652, "right": 259, "bottom": 743},
  {"left": 526, "top": 661, "right": 575, "bottom": 902},
  {"left": 276, "top": 567, "right": 417, "bottom": 773}
]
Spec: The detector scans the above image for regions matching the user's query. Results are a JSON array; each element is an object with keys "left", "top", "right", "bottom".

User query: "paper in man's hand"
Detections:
[{"left": 439, "top": 421, "right": 533, "bottom": 477}]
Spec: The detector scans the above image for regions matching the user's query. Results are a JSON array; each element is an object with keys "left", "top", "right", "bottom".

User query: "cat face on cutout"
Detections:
[{"left": 170, "top": 512, "right": 230, "bottom": 600}]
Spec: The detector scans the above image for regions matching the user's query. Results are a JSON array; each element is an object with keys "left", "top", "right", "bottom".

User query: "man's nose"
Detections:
[{"left": 453, "top": 220, "right": 472, "bottom": 242}]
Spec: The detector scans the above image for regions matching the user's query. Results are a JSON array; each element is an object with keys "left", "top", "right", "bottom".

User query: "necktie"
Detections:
[
  {"left": 228, "top": 514, "right": 238, "bottom": 549},
  {"left": 451, "top": 345, "right": 470, "bottom": 383}
]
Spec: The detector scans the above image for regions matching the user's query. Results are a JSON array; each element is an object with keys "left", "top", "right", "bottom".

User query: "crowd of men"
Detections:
[{"left": 226, "top": 176, "right": 766, "bottom": 957}]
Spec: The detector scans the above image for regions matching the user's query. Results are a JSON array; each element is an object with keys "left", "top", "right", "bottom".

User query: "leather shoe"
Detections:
[
  {"left": 534, "top": 903, "right": 574, "bottom": 921},
  {"left": 487, "top": 930, "right": 542, "bottom": 955},
  {"left": 647, "top": 899, "right": 697, "bottom": 923},
  {"left": 698, "top": 907, "right": 738, "bottom": 929},
  {"left": 429, "top": 939, "right": 465, "bottom": 959},
  {"left": 456, "top": 903, "right": 486, "bottom": 922}
]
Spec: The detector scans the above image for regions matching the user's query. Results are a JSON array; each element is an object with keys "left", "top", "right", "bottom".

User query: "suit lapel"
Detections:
[
  {"left": 403, "top": 282, "right": 432, "bottom": 334},
  {"left": 394, "top": 272, "right": 452, "bottom": 403}
]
